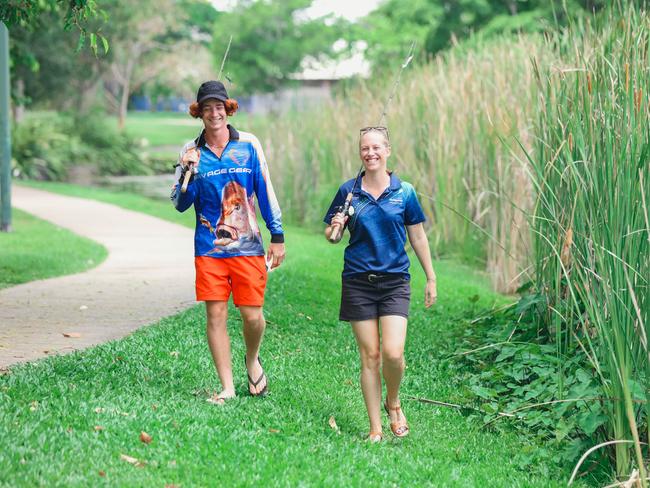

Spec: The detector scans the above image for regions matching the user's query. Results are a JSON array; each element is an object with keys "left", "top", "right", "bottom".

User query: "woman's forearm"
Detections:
[{"left": 408, "top": 227, "right": 436, "bottom": 281}]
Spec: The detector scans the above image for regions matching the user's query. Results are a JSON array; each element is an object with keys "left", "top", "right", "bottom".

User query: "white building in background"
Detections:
[{"left": 242, "top": 42, "right": 370, "bottom": 115}]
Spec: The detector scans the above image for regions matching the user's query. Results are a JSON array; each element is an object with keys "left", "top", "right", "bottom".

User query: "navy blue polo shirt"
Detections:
[{"left": 323, "top": 172, "right": 426, "bottom": 279}]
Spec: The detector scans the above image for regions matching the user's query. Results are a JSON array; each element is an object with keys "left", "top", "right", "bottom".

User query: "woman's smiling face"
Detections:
[{"left": 359, "top": 131, "right": 391, "bottom": 171}]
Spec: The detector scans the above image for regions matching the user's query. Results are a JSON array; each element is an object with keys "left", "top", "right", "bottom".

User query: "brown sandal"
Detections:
[
  {"left": 366, "top": 431, "right": 383, "bottom": 443},
  {"left": 384, "top": 400, "right": 410, "bottom": 438}
]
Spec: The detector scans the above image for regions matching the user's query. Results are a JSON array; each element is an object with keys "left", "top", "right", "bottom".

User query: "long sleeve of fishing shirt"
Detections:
[{"left": 171, "top": 125, "right": 284, "bottom": 258}]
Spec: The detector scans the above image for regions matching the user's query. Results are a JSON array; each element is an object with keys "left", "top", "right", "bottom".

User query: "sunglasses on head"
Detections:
[{"left": 360, "top": 126, "right": 390, "bottom": 139}]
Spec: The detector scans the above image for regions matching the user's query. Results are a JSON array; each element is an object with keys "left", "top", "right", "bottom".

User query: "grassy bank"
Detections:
[
  {"left": 0, "top": 182, "right": 589, "bottom": 486},
  {"left": 0, "top": 208, "right": 107, "bottom": 289}
]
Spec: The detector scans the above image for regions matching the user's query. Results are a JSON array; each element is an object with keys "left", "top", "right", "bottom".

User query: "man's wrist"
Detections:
[{"left": 426, "top": 277, "right": 436, "bottom": 282}]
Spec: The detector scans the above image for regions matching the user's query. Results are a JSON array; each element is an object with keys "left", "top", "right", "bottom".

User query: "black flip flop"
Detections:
[{"left": 244, "top": 355, "right": 268, "bottom": 397}]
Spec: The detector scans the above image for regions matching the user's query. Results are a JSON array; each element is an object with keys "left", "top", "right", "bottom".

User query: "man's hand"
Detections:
[
  {"left": 181, "top": 147, "right": 200, "bottom": 171},
  {"left": 180, "top": 148, "right": 200, "bottom": 193},
  {"left": 267, "top": 242, "right": 285, "bottom": 270}
]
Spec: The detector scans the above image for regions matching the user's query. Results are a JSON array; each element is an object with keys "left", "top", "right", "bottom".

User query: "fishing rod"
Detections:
[
  {"left": 328, "top": 41, "right": 416, "bottom": 243},
  {"left": 181, "top": 35, "right": 234, "bottom": 193}
]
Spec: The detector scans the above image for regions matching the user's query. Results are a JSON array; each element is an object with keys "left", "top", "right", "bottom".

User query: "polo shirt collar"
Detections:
[
  {"left": 194, "top": 124, "right": 240, "bottom": 147},
  {"left": 353, "top": 171, "right": 402, "bottom": 194}
]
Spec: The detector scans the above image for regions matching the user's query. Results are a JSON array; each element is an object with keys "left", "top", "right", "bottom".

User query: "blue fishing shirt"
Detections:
[
  {"left": 171, "top": 125, "right": 284, "bottom": 258},
  {"left": 323, "top": 172, "right": 426, "bottom": 279}
]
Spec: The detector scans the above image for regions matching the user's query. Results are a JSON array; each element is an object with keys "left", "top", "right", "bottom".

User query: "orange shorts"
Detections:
[{"left": 195, "top": 255, "right": 267, "bottom": 306}]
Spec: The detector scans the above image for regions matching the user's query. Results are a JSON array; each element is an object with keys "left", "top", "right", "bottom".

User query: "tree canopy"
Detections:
[
  {"left": 357, "top": 0, "right": 606, "bottom": 71},
  {"left": 214, "top": 0, "right": 345, "bottom": 95}
]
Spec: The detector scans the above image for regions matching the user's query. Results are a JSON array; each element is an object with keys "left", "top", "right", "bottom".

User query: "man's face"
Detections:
[{"left": 201, "top": 99, "right": 227, "bottom": 131}]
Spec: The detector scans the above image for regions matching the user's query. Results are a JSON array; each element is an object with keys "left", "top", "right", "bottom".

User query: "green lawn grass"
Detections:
[
  {"left": 121, "top": 111, "right": 201, "bottom": 148},
  {"left": 0, "top": 208, "right": 107, "bottom": 289},
  {"left": 120, "top": 111, "right": 261, "bottom": 161},
  {"left": 0, "top": 182, "right": 589, "bottom": 486}
]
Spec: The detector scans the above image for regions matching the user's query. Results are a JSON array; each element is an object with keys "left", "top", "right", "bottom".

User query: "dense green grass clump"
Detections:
[{"left": 0, "top": 208, "right": 107, "bottom": 289}]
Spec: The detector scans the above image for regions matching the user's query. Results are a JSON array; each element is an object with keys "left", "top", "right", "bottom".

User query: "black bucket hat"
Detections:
[{"left": 197, "top": 80, "right": 229, "bottom": 104}]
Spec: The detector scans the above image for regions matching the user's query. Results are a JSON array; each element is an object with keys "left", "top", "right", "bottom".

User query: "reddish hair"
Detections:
[{"left": 189, "top": 98, "right": 239, "bottom": 118}]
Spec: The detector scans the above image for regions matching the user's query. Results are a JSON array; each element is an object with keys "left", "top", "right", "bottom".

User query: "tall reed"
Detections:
[
  {"left": 244, "top": 36, "right": 551, "bottom": 292},
  {"left": 530, "top": 4, "right": 650, "bottom": 480}
]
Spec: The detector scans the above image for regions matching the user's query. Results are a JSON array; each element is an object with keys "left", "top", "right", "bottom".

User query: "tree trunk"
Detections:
[
  {"left": 12, "top": 78, "right": 25, "bottom": 124},
  {"left": 118, "top": 79, "right": 130, "bottom": 130},
  {"left": 117, "top": 58, "right": 135, "bottom": 131}
]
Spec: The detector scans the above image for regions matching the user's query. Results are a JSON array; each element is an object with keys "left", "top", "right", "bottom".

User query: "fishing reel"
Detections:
[{"left": 335, "top": 203, "right": 355, "bottom": 218}]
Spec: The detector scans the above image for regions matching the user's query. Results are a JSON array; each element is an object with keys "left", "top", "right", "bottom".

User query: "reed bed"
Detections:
[
  {"left": 530, "top": 4, "right": 650, "bottom": 481},
  {"left": 238, "top": 3, "right": 650, "bottom": 479},
  {"left": 244, "top": 35, "right": 551, "bottom": 293},
  {"left": 246, "top": 5, "right": 650, "bottom": 478}
]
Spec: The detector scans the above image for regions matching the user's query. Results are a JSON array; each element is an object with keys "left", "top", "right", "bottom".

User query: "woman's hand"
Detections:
[
  {"left": 425, "top": 279, "right": 437, "bottom": 308},
  {"left": 330, "top": 212, "right": 348, "bottom": 229},
  {"left": 325, "top": 212, "right": 348, "bottom": 243}
]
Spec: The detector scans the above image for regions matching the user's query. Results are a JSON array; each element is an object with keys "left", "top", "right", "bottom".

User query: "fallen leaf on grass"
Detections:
[
  {"left": 165, "top": 485, "right": 180, "bottom": 488},
  {"left": 98, "top": 470, "right": 106, "bottom": 477},
  {"left": 120, "top": 454, "right": 146, "bottom": 467},
  {"left": 62, "top": 332, "right": 81, "bottom": 338},
  {"left": 169, "top": 351, "right": 179, "bottom": 357},
  {"left": 94, "top": 407, "right": 105, "bottom": 414},
  {"left": 94, "top": 426, "right": 104, "bottom": 432},
  {"left": 140, "top": 431, "right": 152, "bottom": 444},
  {"left": 328, "top": 416, "right": 340, "bottom": 434},
  {"left": 268, "top": 428, "right": 280, "bottom": 433}
]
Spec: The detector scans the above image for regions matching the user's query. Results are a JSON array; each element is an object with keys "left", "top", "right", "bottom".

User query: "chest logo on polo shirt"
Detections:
[
  {"left": 228, "top": 149, "right": 250, "bottom": 167},
  {"left": 388, "top": 188, "right": 404, "bottom": 206}
]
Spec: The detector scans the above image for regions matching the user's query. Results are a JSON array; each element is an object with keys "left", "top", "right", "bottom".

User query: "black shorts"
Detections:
[{"left": 339, "top": 273, "right": 411, "bottom": 322}]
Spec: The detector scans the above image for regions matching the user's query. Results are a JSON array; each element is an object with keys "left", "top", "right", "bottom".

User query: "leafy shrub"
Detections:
[
  {"left": 12, "top": 111, "right": 149, "bottom": 181},
  {"left": 443, "top": 292, "right": 609, "bottom": 478},
  {"left": 12, "top": 113, "right": 89, "bottom": 180},
  {"left": 73, "top": 115, "right": 147, "bottom": 176}
]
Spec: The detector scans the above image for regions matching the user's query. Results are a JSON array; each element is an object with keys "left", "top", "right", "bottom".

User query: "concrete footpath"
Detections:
[{"left": 0, "top": 185, "right": 196, "bottom": 368}]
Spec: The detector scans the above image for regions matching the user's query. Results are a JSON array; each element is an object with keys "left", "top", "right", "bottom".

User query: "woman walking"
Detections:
[
  {"left": 172, "top": 80, "right": 285, "bottom": 404},
  {"left": 324, "top": 127, "right": 436, "bottom": 441}
]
